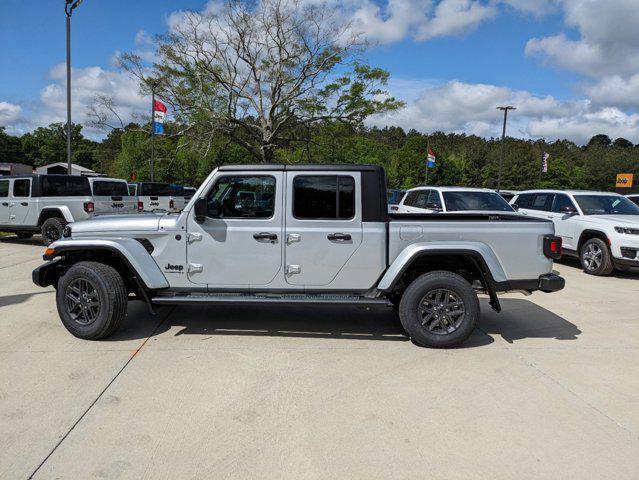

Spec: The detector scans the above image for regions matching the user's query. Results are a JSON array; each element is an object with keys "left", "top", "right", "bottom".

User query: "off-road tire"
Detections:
[
  {"left": 56, "top": 261, "right": 128, "bottom": 340},
  {"left": 41, "top": 217, "right": 67, "bottom": 245},
  {"left": 580, "top": 238, "right": 614, "bottom": 276},
  {"left": 399, "top": 271, "right": 479, "bottom": 348}
]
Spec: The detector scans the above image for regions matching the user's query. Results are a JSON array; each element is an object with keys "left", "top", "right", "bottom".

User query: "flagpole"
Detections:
[
  {"left": 150, "top": 83, "right": 156, "bottom": 182},
  {"left": 425, "top": 138, "right": 429, "bottom": 185}
]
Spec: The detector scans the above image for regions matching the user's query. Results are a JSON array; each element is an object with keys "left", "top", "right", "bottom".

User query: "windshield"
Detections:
[
  {"left": 574, "top": 195, "right": 639, "bottom": 215},
  {"left": 92, "top": 181, "right": 130, "bottom": 196},
  {"left": 443, "top": 191, "right": 514, "bottom": 212}
]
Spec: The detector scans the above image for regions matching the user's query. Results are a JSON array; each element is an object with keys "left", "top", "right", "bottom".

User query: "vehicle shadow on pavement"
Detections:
[
  {"left": 111, "top": 299, "right": 580, "bottom": 348},
  {"left": 557, "top": 256, "right": 639, "bottom": 279},
  {"left": 0, "top": 291, "right": 53, "bottom": 308},
  {"left": 0, "top": 236, "right": 43, "bottom": 247},
  {"left": 477, "top": 298, "right": 581, "bottom": 344}
]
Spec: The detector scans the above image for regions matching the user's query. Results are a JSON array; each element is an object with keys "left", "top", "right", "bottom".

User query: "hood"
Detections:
[
  {"left": 70, "top": 214, "right": 162, "bottom": 234},
  {"left": 582, "top": 215, "right": 639, "bottom": 226}
]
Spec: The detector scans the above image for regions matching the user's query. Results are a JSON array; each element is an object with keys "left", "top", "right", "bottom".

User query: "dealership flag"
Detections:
[
  {"left": 153, "top": 100, "right": 167, "bottom": 135},
  {"left": 541, "top": 152, "right": 550, "bottom": 173},
  {"left": 427, "top": 149, "right": 436, "bottom": 168}
]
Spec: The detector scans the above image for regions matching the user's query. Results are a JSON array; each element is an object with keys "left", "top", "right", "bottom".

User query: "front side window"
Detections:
[
  {"left": 443, "top": 191, "right": 514, "bottom": 212},
  {"left": 0, "top": 180, "right": 9, "bottom": 198},
  {"left": 92, "top": 181, "right": 130, "bottom": 196},
  {"left": 530, "top": 193, "right": 554, "bottom": 211},
  {"left": 552, "top": 194, "right": 577, "bottom": 213},
  {"left": 293, "top": 175, "right": 355, "bottom": 220},
  {"left": 12, "top": 179, "right": 30, "bottom": 197},
  {"left": 207, "top": 175, "right": 276, "bottom": 219},
  {"left": 573, "top": 195, "right": 639, "bottom": 215}
]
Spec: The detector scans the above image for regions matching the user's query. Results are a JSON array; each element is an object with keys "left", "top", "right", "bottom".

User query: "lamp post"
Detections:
[
  {"left": 65, "top": 0, "right": 83, "bottom": 175},
  {"left": 496, "top": 105, "right": 516, "bottom": 191}
]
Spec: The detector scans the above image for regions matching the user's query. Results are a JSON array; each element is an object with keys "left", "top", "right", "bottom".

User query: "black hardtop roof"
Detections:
[{"left": 218, "top": 164, "right": 384, "bottom": 172}]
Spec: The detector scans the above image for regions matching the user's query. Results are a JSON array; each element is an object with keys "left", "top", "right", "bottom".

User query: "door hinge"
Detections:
[
  {"left": 286, "top": 233, "right": 301, "bottom": 245},
  {"left": 285, "top": 265, "right": 301, "bottom": 275},
  {"left": 188, "top": 263, "right": 203, "bottom": 274},
  {"left": 187, "top": 232, "right": 202, "bottom": 244}
]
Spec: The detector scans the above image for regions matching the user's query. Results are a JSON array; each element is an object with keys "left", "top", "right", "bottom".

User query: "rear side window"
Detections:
[
  {"left": 139, "top": 183, "right": 171, "bottom": 196},
  {"left": 530, "top": 193, "right": 554, "bottom": 211},
  {"left": 92, "top": 181, "right": 129, "bottom": 196},
  {"left": 13, "top": 179, "right": 30, "bottom": 197},
  {"left": 293, "top": 175, "right": 355, "bottom": 220},
  {"left": 514, "top": 193, "right": 533, "bottom": 208},
  {"left": 0, "top": 180, "right": 8, "bottom": 197},
  {"left": 41, "top": 176, "right": 91, "bottom": 196}
]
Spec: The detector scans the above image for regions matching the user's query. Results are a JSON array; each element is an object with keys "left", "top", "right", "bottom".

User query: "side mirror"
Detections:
[
  {"left": 194, "top": 197, "right": 208, "bottom": 223},
  {"left": 426, "top": 202, "right": 443, "bottom": 211},
  {"left": 511, "top": 204, "right": 519, "bottom": 211},
  {"left": 560, "top": 206, "right": 577, "bottom": 215}
]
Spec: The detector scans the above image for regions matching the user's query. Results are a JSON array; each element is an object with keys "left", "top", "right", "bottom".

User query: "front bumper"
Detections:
[
  {"left": 32, "top": 258, "right": 62, "bottom": 288},
  {"left": 538, "top": 273, "right": 565, "bottom": 293}
]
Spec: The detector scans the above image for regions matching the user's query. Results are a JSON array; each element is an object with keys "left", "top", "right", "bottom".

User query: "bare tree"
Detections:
[{"left": 120, "top": 0, "right": 402, "bottom": 163}]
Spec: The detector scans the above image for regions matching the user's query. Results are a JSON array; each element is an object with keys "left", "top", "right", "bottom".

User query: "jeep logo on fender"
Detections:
[{"left": 164, "top": 264, "right": 184, "bottom": 274}]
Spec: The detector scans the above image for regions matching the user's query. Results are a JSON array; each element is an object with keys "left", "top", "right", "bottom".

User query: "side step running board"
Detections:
[{"left": 151, "top": 294, "right": 392, "bottom": 306}]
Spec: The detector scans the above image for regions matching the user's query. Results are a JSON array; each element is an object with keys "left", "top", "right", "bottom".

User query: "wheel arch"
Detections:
[
  {"left": 38, "top": 206, "right": 73, "bottom": 225},
  {"left": 577, "top": 230, "right": 609, "bottom": 252}
]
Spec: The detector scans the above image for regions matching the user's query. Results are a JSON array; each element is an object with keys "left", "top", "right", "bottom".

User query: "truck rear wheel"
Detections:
[
  {"left": 56, "top": 261, "right": 128, "bottom": 340},
  {"left": 41, "top": 217, "right": 67, "bottom": 245},
  {"left": 398, "top": 271, "right": 479, "bottom": 348}
]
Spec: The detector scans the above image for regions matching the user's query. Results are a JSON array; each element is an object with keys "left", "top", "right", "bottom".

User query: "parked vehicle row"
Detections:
[
  {"left": 395, "top": 186, "right": 515, "bottom": 214},
  {"left": 33, "top": 164, "right": 565, "bottom": 348},
  {"left": 0, "top": 174, "right": 195, "bottom": 244}
]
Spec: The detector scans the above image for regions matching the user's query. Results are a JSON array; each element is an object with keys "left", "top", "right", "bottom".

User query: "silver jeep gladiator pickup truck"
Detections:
[{"left": 33, "top": 165, "right": 564, "bottom": 348}]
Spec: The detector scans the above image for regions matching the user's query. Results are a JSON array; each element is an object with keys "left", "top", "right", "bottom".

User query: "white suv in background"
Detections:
[
  {"left": 397, "top": 186, "right": 515, "bottom": 213},
  {"left": 511, "top": 190, "right": 639, "bottom": 275}
]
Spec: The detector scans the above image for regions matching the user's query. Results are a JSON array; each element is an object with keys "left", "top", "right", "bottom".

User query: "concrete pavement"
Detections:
[{"left": 0, "top": 237, "right": 638, "bottom": 479}]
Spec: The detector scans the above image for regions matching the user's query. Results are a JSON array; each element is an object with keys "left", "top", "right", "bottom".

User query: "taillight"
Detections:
[
  {"left": 84, "top": 201, "right": 94, "bottom": 213},
  {"left": 137, "top": 201, "right": 144, "bottom": 212},
  {"left": 169, "top": 199, "right": 175, "bottom": 209},
  {"left": 543, "top": 235, "right": 562, "bottom": 259}
]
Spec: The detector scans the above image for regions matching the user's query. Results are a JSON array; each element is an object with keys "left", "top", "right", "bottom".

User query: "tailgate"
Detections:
[{"left": 93, "top": 196, "right": 137, "bottom": 215}]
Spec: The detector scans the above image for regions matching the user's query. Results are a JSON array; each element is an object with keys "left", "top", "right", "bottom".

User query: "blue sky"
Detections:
[{"left": 1, "top": 0, "right": 638, "bottom": 145}]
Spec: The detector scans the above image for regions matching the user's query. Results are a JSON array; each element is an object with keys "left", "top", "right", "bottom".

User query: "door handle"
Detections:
[
  {"left": 327, "top": 233, "right": 352, "bottom": 242},
  {"left": 21, "top": 202, "right": 28, "bottom": 206},
  {"left": 253, "top": 232, "right": 278, "bottom": 243},
  {"left": 1, "top": 202, "right": 7, "bottom": 207}
]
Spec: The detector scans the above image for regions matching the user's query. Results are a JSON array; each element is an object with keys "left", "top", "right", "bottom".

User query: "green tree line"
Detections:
[{"left": 2, "top": 123, "right": 638, "bottom": 193}]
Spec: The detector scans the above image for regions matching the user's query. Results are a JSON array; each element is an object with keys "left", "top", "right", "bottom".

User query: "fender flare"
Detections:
[
  {"left": 42, "top": 238, "right": 169, "bottom": 290},
  {"left": 377, "top": 242, "right": 507, "bottom": 292},
  {"left": 39, "top": 206, "right": 74, "bottom": 224}
]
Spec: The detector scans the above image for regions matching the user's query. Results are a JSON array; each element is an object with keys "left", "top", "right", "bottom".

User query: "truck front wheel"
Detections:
[
  {"left": 399, "top": 271, "right": 479, "bottom": 348},
  {"left": 56, "top": 261, "right": 128, "bottom": 340}
]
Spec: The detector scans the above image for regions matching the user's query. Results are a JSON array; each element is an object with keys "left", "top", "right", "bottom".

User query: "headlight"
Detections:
[{"left": 614, "top": 226, "right": 639, "bottom": 235}]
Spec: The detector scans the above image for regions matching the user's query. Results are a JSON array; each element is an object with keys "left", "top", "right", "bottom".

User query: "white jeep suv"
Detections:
[
  {"left": 511, "top": 190, "right": 639, "bottom": 275},
  {"left": 398, "top": 187, "right": 515, "bottom": 214}
]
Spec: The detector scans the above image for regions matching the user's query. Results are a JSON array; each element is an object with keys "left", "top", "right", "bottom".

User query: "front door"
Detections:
[
  {"left": 284, "top": 172, "right": 362, "bottom": 286},
  {"left": 186, "top": 173, "right": 283, "bottom": 287},
  {"left": 10, "top": 178, "right": 32, "bottom": 225}
]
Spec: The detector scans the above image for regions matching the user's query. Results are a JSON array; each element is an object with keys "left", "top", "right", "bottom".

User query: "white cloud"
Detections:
[
  {"left": 0, "top": 102, "right": 22, "bottom": 126},
  {"left": 526, "top": 0, "right": 639, "bottom": 78},
  {"left": 32, "top": 64, "right": 147, "bottom": 138},
  {"left": 369, "top": 79, "right": 639, "bottom": 145},
  {"left": 416, "top": 0, "right": 497, "bottom": 40},
  {"left": 584, "top": 74, "right": 639, "bottom": 110}
]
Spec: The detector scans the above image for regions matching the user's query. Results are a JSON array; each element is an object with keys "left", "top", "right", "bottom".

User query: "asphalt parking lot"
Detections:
[{"left": 1, "top": 237, "right": 638, "bottom": 479}]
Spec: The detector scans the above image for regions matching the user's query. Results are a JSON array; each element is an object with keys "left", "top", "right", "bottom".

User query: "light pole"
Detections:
[
  {"left": 496, "top": 105, "right": 516, "bottom": 191},
  {"left": 65, "top": 0, "right": 83, "bottom": 175}
]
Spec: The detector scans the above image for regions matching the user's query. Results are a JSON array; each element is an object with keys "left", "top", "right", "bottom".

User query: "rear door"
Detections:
[
  {"left": 10, "top": 178, "right": 32, "bottom": 224},
  {"left": 0, "top": 179, "right": 10, "bottom": 224},
  {"left": 284, "top": 172, "right": 362, "bottom": 286},
  {"left": 186, "top": 173, "right": 283, "bottom": 287},
  {"left": 548, "top": 193, "right": 579, "bottom": 250}
]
